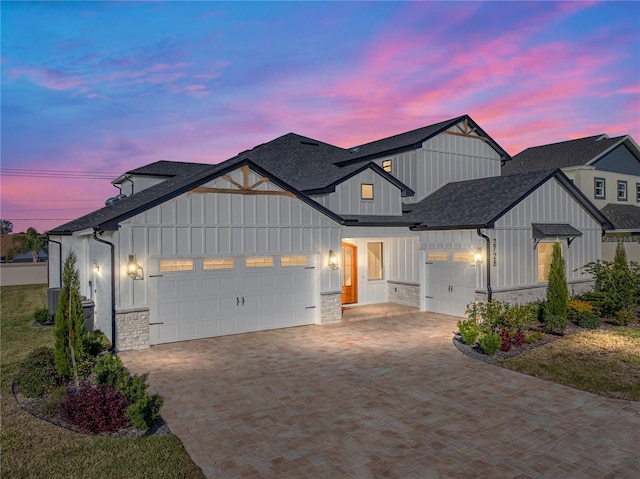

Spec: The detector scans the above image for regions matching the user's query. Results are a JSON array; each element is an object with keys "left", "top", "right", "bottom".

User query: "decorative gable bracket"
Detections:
[
  {"left": 444, "top": 118, "right": 489, "bottom": 142},
  {"left": 192, "top": 165, "right": 295, "bottom": 197}
]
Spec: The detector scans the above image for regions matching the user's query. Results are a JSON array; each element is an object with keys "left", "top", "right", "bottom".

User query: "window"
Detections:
[
  {"left": 203, "top": 259, "right": 234, "bottom": 270},
  {"left": 361, "top": 183, "right": 374, "bottom": 200},
  {"left": 453, "top": 252, "right": 473, "bottom": 263},
  {"left": 617, "top": 180, "right": 627, "bottom": 201},
  {"left": 537, "top": 243, "right": 556, "bottom": 283},
  {"left": 367, "top": 242, "right": 383, "bottom": 280},
  {"left": 160, "top": 260, "right": 194, "bottom": 272},
  {"left": 594, "top": 178, "right": 605, "bottom": 199},
  {"left": 245, "top": 257, "right": 273, "bottom": 268},
  {"left": 636, "top": 183, "right": 640, "bottom": 202},
  {"left": 281, "top": 256, "right": 306, "bottom": 266},
  {"left": 428, "top": 252, "right": 448, "bottom": 262},
  {"left": 382, "top": 159, "right": 392, "bottom": 173}
]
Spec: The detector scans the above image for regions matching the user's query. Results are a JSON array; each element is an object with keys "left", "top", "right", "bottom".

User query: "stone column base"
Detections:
[{"left": 115, "top": 308, "right": 150, "bottom": 351}]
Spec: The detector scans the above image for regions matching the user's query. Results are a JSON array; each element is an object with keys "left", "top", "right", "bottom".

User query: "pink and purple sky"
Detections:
[{"left": 2, "top": 1, "right": 639, "bottom": 233}]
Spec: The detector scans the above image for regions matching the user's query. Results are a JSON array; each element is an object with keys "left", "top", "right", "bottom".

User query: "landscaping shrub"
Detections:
[
  {"left": 526, "top": 332, "right": 543, "bottom": 344},
  {"left": 84, "top": 330, "right": 111, "bottom": 357},
  {"left": 93, "top": 354, "right": 163, "bottom": 429},
  {"left": 577, "top": 312, "right": 600, "bottom": 329},
  {"left": 615, "top": 309, "right": 635, "bottom": 326},
  {"left": 41, "top": 386, "right": 68, "bottom": 416},
  {"left": 457, "top": 318, "right": 479, "bottom": 345},
  {"left": 513, "top": 328, "right": 526, "bottom": 348},
  {"left": 467, "top": 301, "right": 535, "bottom": 335},
  {"left": 479, "top": 332, "right": 501, "bottom": 355},
  {"left": 13, "top": 347, "right": 59, "bottom": 398},
  {"left": 33, "top": 307, "right": 51, "bottom": 325},
  {"left": 568, "top": 299, "right": 593, "bottom": 322},
  {"left": 543, "top": 242, "right": 569, "bottom": 333},
  {"left": 60, "top": 382, "right": 131, "bottom": 434},
  {"left": 499, "top": 327, "right": 512, "bottom": 352}
]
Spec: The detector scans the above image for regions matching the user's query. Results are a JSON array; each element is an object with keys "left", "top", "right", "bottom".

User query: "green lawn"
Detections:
[
  {"left": 499, "top": 327, "right": 640, "bottom": 401},
  {"left": 1, "top": 284, "right": 206, "bottom": 479}
]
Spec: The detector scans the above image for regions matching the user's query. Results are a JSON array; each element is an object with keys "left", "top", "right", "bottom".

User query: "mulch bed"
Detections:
[{"left": 12, "top": 382, "right": 170, "bottom": 438}]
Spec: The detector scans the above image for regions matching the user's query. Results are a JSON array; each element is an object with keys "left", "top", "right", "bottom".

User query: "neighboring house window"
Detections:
[
  {"left": 361, "top": 184, "right": 374, "bottom": 200},
  {"left": 537, "top": 243, "right": 557, "bottom": 283},
  {"left": 160, "top": 260, "right": 194, "bottom": 272},
  {"left": 594, "top": 178, "right": 605, "bottom": 199},
  {"left": 428, "top": 252, "right": 448, "bottom": 262},
  {"left": 382, "top": 160, "right": 392, "bottom": 173},
  {"left": 367, "top": 242, "right": 383, "bottom": 280},
  {"left": 636, "top": 182, "right": 640, "bottom": 202},
  {"left": 245, "top": 257, "right": 273, "bottom": 268},
  {"left": 617, "top": 180, "right": 627, "bottom": 201},
  {"left": 281, "top": 256, "right": 306, "bottom": 266},
  {"left": 203, "top": 259, "right": 234, "bottom": 270}
]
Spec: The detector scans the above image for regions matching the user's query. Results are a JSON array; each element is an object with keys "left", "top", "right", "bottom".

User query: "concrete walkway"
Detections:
[{"left": 120, "top": 313, "right": 640, "bottom": 479}]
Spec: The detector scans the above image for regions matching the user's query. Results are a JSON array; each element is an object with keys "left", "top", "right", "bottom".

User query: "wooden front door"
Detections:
[{"left": 341, "top": 242, "right": 358, "bottom": 304}]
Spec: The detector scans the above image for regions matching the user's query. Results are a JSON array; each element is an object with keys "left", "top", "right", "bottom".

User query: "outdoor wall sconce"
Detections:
[
  {"left": 328, "top": 250, "right": 339, "bottom": 270},
  {"left": 93, "top": 262, "right": 100, "bottom": 273},
  {"left": 473, "top": 250, "right": 484, "bottom": 264},
  {"left": 127, "top": 254, "right": 144, "bottom": 280}
]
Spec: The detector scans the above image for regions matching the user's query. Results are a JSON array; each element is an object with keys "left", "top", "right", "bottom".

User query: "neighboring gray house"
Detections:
[
  {"left": 48, "top": 115, "right": 611, "bottom": 350},
  {"left": 503, "top": 134, "right": 640, "bottom": 262}
]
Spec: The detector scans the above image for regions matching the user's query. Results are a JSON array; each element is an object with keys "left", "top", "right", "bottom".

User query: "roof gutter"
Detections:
[
  {"left": 93, "top": 230, "right": 116, "bottom": 351},
  {"left": 476, "top": 229, "right": 492, "bottom": 302}
]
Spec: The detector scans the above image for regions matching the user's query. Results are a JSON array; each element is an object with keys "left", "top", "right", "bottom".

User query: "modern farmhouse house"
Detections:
[
  {"left": 503, "top": 134, "right": 640, "bottom": 261},
  {"left": 47, "top": 115, "right": 612, "bottom": 350}
]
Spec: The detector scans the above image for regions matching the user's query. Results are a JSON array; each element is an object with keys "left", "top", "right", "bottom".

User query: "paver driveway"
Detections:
[{"left": 120, "top": 313, "right": 640, "bottom": 479}]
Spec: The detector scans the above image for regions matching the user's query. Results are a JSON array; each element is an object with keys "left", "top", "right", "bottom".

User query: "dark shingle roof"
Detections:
[
  {"left": 503, "top": 135, "right": 626, "bottom": 175},
  {"left": 126, "top": 160, "right": 212, "bottom": 177},
  {"left": 601, "top": 204, "right": 640, "bottom": 230},
  {"left": 336, "top": 114, "right": 510, "bottom": 166},
  {"left": 409, "top": 169, "right": 611, "bottom": 230}
]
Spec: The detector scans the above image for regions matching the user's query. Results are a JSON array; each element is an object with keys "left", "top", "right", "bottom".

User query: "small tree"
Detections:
[
  {"left": 613, "top": 238, "right": 628, "bottom": 270},
  {"left": 543, "top": 242, "right": 569, "bottom": 334},
  {"left": 7, "top": 227, "right": 46, "bottom": 262},
  {"left": 0, "top": 219, "right": 13, "bottom": 234},
  {"left": 54, "top": 251, "right": 86, "bottom": 381}
]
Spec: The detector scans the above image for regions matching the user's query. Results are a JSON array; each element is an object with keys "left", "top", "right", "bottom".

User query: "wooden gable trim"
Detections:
[
  {"left": 192, "top": 165, "right": 295, "bottom": 197},
  {"left": 444, "top": 118, "right": 489, "bottom": 142}
]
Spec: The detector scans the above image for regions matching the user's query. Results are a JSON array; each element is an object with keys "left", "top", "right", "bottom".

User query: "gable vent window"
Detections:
[
  {"left": 281, "top": 256, "right": 306, "bottom": 267},
  {"left": 382, "top": 160, "right": 392, "bottom": 173},
  {"left": 617, "top": 180, "right": 628, "bottom": 201},
  {"left": 361, "top": 183, "right": 374, "bottom": 200},
  {"left": 160, "top": 260, "right": 194, "bottom": 272},
  {"left": 428, "top": 252, "right": 448, "bottom": 262},
  {"left": 203, "top": 259, "right": 234, "bottom": 270},
  {"left": 594, "top": 178, "right": 605, "bottom": 199},
  {"left": 245, "top": 257, "right": 274, "bottom": 268}
]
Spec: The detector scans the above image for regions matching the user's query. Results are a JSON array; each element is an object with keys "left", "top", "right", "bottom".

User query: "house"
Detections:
[
  {"left": 503, "top": 134, "right": 640, "bottom": 262},
  {"left": 47, "top": 115, "right": 612, "bottom": 351}
]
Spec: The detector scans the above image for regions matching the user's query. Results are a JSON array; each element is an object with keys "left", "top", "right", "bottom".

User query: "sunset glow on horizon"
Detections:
[{"left": 2, "top": 1, "right": 639, "bottom": 233}]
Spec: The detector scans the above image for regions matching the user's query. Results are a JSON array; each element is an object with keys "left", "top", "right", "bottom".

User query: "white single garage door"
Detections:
[
  {"left": 424, "top": 251, "right": 477, "bottom": 318},
  {"left": 150, "top": 255, "right": 317, "bottom": 345}
]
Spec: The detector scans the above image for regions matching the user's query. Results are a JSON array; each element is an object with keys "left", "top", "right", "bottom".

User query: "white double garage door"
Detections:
[{"left": 150, "top": 255, "right": 318, "bottom": 345}]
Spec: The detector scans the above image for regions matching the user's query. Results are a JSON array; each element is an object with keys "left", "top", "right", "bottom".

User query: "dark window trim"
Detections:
[
  {"left": 361, "top": 183, "right": 374, "bottom": 200},
  {"left": 636, "top": 182, "right": 640, "bottom": 203},
  {"left": 594, "top": 177, "right": 605, "bottom": 199},
  {"left": 617, "top": 180, "right": 628, "bottom": 201}
]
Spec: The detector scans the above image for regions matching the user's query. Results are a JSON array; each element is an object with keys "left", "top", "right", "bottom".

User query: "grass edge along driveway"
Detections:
[{"left": 0, "top": 284, "right": 205, "bottom": 479}]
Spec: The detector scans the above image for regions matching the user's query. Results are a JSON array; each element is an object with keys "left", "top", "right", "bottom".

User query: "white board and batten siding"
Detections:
[
  {"left": 374, "top": 124, "right": 502, "bottom": 204},
  {"left": 418, "top": 230, "right": 483, "bottom": 317},
  {"left": 112, "top": 167, "right": 342, "bottom": 343},
  {"left": 491, "top": 177, "right": 602, "bottom": 290},
  {"left": 312, "top": 169, "right": 403, "bottom": 216}
]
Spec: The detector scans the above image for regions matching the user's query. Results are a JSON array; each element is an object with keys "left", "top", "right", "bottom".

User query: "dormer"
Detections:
[{"left": 112, "top": 160, "right": 211, "bottom": 196}]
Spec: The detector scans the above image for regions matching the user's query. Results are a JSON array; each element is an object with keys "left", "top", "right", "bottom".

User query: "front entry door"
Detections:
[{"left": 342, "top": 242, "right": 358, "bottom": 304}]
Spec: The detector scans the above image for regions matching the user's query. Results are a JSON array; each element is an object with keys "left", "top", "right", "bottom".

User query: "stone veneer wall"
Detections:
[
  {"left": 475, "top": 280, "right": 595, "bottom": 304},
  {"left": 320, "top": 292, "right": 343, "bottom": 324},
  {"left": 387, "top": 281, "right": 420, "bottom": 308},
  {"left": 115, "top": 308, "right": 150, "bottom": 351}
]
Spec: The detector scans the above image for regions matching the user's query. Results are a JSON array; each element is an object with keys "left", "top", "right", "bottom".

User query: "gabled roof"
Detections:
[
  {"left": 49, "top": 158, "right": 344, "bottom": 234},
  {"left": 112, "top": 160, "right": 211, "bottom": 184},
  {"left": 409, "top": 169, "right": 612, "bottom": 230},
  {"left": 503, "top": 134, "right": 637, "bottom": 175},
  {"left": 601, "top": 204, "right": 640, "bottom": 231},
  {"left": 335, "top": 114, "right": 510, "bottom": 166}
]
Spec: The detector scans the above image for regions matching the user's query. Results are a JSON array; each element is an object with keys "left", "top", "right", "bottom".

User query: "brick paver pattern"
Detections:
[{"left": 121, "top": 313, "right": 640, "bottom": 479}]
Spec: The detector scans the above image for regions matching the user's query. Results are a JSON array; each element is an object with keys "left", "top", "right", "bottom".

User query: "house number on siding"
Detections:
[{"left": 492, "top": 239, "right": 497, "bottom": 266}]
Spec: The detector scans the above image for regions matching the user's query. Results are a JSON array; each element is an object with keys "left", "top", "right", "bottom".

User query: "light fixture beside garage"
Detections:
[
  {"left": 127, "top": 254, "right": 144, "bottom": 280},
  {"left": 473, "top": 250, "right": 484, "bottom": 264},
  {"left": 328, "top": 250, "right": 339, "bottom": 270}
]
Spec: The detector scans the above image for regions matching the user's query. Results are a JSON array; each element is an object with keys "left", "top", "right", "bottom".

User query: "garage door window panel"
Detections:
[
  {"left": 203, "top": 259, "right": 234, "bottom": 270},
  {"left": 245, "top": 257, "right": 274, "bottom": 268}
]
